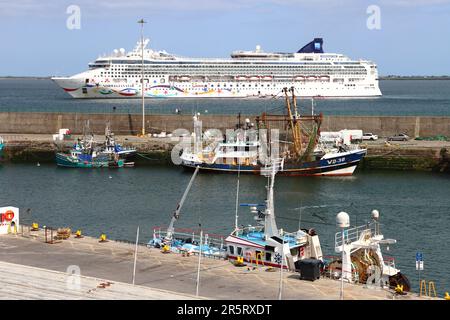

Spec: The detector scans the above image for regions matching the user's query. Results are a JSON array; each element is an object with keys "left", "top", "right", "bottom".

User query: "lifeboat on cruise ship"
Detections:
[
  {"left": 261, "top": 76, "right": 273, "bottom": 81},
  {"left": 306, "top": 76, "right": 317, "bottom": 81},
  {"left": 235, "top": 76, "right": 247, "bottom": 81},
  {"left": 319, "top": 75, "right": 330, "bottom": 81},
  {"left": 248, "top": 76, "right": 260, "bottom": 81},
  {"left": 179, "top": 76, "right": 191, "bottom": 81},
  {"left": 294, "top": 76, "right": 306, "bottom": 81}
]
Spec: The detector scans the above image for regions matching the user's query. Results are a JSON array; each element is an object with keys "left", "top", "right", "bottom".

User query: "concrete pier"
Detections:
[{"left": 0, "top": 229, "right": 437, "bottom": 300}]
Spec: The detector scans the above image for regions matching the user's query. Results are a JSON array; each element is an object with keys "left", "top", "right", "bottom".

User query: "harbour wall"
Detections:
[
  {"left": 0, "top": 112, "right": 449, "bottom": 138},
  {"left": 2, "top": 134, "right": 450, "bottom": 172}
]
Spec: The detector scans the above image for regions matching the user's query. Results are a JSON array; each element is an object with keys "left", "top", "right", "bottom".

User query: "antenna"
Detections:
[
  {"left": 234, "top": 162, "right": 241, "bottom": 231},
  {"left": 138, "top": 18, "right": 147, "bottom": 136}
]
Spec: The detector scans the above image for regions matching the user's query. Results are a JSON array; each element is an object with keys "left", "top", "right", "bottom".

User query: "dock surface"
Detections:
[{"left": 0, "top": 230, "right": 433, "bottom": 300}]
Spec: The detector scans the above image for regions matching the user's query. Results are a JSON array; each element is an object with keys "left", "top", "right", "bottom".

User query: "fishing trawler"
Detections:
[
  {"left": 180, "top": 87, "right": 366, "bottom": 176},
  {"left": 326, "top": 210, "right": 411, "bottom": 290},
  {"left": 55, "top": 124, "right": 135, "bottom": 168},
  {"left": 225, "top": 158, "right": 323, "bottom": 269}
]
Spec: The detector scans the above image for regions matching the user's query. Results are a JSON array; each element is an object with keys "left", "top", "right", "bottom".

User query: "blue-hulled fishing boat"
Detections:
[{"left": 180, "top": 87, "right": 366, "bottom": 176}]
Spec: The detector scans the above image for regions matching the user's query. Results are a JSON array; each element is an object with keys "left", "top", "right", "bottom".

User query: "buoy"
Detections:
[
  {"left": 31, "top": 222, "right": 39, "bottom": 231},
  {"left": 445, "top": 292, "right": 450, "bottom": 300},
  {"left": 99, "top": 234, "right": 107, "bottom": 242},
  {"left": 75, "top": 230, "right": 83, "bottom": 238},
  {"left": 4, "top": 210, "right": 14, "bottom": 221},
  {"left": 161, "top": 244, "right": 171, "bottom": 253},
  {"left": 37, "top": 162, "right": 40, "bottom": 167}
]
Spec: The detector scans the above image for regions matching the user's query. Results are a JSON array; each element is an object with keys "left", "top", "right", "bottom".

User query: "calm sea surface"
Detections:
[
  {"left": 0, "top": 78, "right": 450, "bottom": 116},
  {"left": 1, "top": 78, "right": 450, "bottom": 296},
  {"left": 0, "top": 163, "right": 449, "bottom": 295}
]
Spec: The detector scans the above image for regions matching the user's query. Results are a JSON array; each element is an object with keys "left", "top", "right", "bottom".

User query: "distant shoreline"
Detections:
[
  {"left": 379, "top": 76, "right": 450, "bottom": 80},
  {"left": 0, "top": 76, "right": 51, "bottom": 80},
  {"left": 1, "top": 76, "right": 449, "bottom": 80}
]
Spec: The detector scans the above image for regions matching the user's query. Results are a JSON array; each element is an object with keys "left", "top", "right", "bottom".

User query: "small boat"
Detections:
[
  {"left": 225, "top": 158, "right": 323, "bottom": 270},
  {"left": 102, "top": 124, "right": 136, "bottom": 160},
  {"left": 55, "top": 123, "right": 135, "bottom": 168},
  {"left": 56, "top": 149, "right": 126, "bottom": 168}
]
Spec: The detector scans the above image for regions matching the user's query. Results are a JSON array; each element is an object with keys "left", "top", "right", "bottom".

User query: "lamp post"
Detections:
[
  {"left": 196, "top": 224, "right": 203, "bottom": 297},
  {"left": 336, "top": 211, "right": 350, "bottom": 300},
  {"left": 138, "top": 18, "right": 147, "bottom": 136},
  {"left": 278, "top": 236, "right": 285, "bottom": 300}
]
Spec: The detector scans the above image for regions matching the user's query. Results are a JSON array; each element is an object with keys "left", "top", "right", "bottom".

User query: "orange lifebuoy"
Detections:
[{"left": 4, "top": 210, "right": 14, "bottom": 221}]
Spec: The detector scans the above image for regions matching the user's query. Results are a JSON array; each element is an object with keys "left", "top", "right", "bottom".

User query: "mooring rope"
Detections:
[{"left": 136, "top": 153, "right": 162, "bottom": 161}]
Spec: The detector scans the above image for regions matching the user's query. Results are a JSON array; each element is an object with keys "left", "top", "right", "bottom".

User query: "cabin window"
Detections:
[
  {"left": 237, "top": 247, "right": 243, "bottom": 256},
  {"left": 228, "top": 245, "right": 234, "bottom": 255}
]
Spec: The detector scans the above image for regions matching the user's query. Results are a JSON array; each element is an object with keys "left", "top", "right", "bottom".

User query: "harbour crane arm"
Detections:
[{"left": 165, "top": 166, "right": 200, "bottom": 241}]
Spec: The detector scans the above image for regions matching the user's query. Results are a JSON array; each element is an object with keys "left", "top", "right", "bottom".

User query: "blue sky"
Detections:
[{"left": 1, "top": 0, "right": 449, "bottom": 76}]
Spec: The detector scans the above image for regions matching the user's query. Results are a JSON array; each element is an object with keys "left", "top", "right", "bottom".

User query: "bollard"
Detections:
[
  {"left": 31, "top": 222, "right": 39, "bottom": 231},
  {"left": 75, "top": 230, "right": 83, "bottom": 238},
  {"left": 99, "top": 234, "right": 107, "bottom": 242},
  {"left": 161, "top": 244, "right": 170, "bottom": 253}
]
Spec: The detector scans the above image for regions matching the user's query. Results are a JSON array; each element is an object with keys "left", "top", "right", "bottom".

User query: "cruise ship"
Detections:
[{"left": 52, "top": 38, "right": 381, "bottom": 99}]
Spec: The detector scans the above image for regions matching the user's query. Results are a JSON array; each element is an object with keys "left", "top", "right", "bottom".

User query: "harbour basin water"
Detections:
[
  {"left": 0, "top": 163, "right": 449, "bottom": 295},
  {"left": 1, "top": 78, "right": 450, "bottom": 116}
]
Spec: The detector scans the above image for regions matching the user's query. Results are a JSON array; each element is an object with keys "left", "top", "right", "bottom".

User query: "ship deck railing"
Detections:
[
  {"left": 151, "top": 227, "right": 226, "bottom": 250},
  {"left": 335, "top": 222, "right": 377, "bottom": 249},
  {"left": 234, "top": 226, "right": 305, "bottom": 246}
]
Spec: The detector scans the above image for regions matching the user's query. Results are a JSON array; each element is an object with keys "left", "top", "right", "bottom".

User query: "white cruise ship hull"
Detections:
[
  {"left": 52, "top": 77, "right": 381, "bottom": 99},
  {"left": 53, "top": 37, "right": 382, "bottom": 99}
]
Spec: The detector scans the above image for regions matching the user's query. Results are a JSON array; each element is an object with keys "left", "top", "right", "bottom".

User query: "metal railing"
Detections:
[
  {"left": 335, "top": 222, "right": 377, "bottom": 248},
  {"left": 150, "top": 227, "right": 226, "bottom": 258}
]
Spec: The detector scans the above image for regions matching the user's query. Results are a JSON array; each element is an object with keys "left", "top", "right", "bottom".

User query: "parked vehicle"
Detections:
[
  {"left": 362, "top": 133, "right": 378, "bottom": 141},
  {"left": 387, "top": 133, "right": 409, "bottom": 141}
]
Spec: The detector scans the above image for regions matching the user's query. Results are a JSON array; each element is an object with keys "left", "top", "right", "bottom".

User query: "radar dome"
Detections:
[
  {"left": 371, "top": 209, "right": 380, "bottom": 220},
  {"left": 336, "top": 211, "right": 350, "bottom": 228}
]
